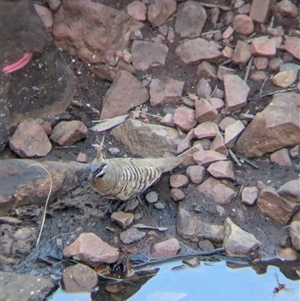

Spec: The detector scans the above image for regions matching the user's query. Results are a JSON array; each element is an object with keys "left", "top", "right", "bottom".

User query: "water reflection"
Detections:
[{"left": 48, "top": 260, "right": 300, "bottom": 301}]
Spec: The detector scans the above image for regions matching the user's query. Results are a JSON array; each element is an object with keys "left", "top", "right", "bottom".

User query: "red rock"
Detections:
[
  {"left": 61, "top": 263, "right": 98, "bottom": 293},
  {"left": 170, "top": 188, "right": 185, "bottom": 202},
  {"left": 235, "top": 92, "right": 300, "bottom": 157},
  {"left": 197, "top": 177, "right": 236, "bottom": 204},
  {"left": 257, "top": 186, "right": 300, "bottom": 225},
  {"left": 131, "top": 41, "right": 169, "bottom": 71},
  {"left": 208, "top": 98, "right": 225, "bottom": 112},
  {"left": 111, "top": 211, "right": 134, "bottom": 229},
  {"left": 175, "top": 38, "right": 222, "bottom": 64},
  {"left": 224, "top": 74, "right": 249, "bottom": 111},
  {"left": 196, "top": 78, "right": 212, "bottom": 99},
  {"left": 207, "top": 160, "right": 235, "bottom": 180},
  {"left": 150, "top": 76, "right": 184, "bottom": 106},
  {"left": 147, "top": 0, "right": 176, "bottom": 27},
  {"left": 175, "top": 1, "right": 207, "bottom": 38},
  {"left": 41, "top": 121, "right": 52, "bottom": 136},
  {"left": 34, "top": 4, "right": 53, "bottom": 30},
  {"left": 76, "top": 152, "right": 87, "bottom": 163},
  {"left": 194, "top": 121, "right": 219, "bottom": 139},
  {"left": 217, "top": 66, "right": 235, "bottom": 80},
  {"left": 284, "top": 37, "right": 300, "bottom": 60},
  {"left": 179, "top": 144, "right": 203, "bottom": 167},
  {"left": 9, "top": 119, "right": 52, "bottom": 158},
  {"left": 232, "top": 40, "right": 251, "bottom": 65},
  {"left": 127, "top": 1, "right": 147, "bottom": 21},
  {"left": 173, "top": 106, "right": 197, "bottom": 131},
  {"left": 100, "top": 71, "right": 149, "bottom": 119},
  {"left": 170, "top": 174, "right": 189, "bottom": 188},
  {"left": 186, "top": 165, "right": 206, "bottom": 184},
  {"left": 251, "top": 36, "right": 276, "bottom": 57},
  {"left": 222, "top": 26, "right": 234, "bottom": 39},
  {"left": 196, "top": 61, "right": 217, "bottom": 79},
  {"left": 253, "top": 57, "right": 269, "bottom": 70},
  {"left": 277, "top": 0, "right": 298, "bottom": 17},
  {"left": 193, "top": 149, "right": 227, "bottom": 166},
  {"left": 270, "top": 148, "right": 292, "bottom": 166},
  {"left": 272, "top": 69, "right": 297, "bottom": 88},
  {"left": 223, "top": 218, "right": 261, "bottom": 256},
  {"left": 241, "top": 187, "right": 259, "bottom": 206},
  {"left": 50, "top": 120, "right": 88, "bottom": 146},
  {"left": 210, "top": 132, "right": 228, "bottom": 156},
  {"left": 151, "top": 238, "right": 180, "bottom": 258},
  {"left": 250, "top": 0, "right": 272, "bottom": 23},
  {"left": 218, "top": 117, "right": 237, "bottom": 131},
  {"left": 63, "top": 233, "right": 119, "bottom": 266},
  {"left": 290, "top": 221, "right": 300, "bottom": 250},
  {"left": 232, "top": 14, "right": 254, "bottom": 35},
  {"left": 195, "top": 98, "right": 217, "bottom": 123},
  {"left": 224, "top": 120, "right": 245, "bottom": 148}
]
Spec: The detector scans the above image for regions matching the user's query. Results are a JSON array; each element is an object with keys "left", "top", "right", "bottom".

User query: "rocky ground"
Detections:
[{"left": 0, "top": 0, "right": 300, "bottom": 300}]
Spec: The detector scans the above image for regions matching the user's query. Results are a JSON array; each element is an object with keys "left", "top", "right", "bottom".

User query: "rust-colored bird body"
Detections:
[{"left": 88, "top": 142, "right": 182, "bottom": 201}]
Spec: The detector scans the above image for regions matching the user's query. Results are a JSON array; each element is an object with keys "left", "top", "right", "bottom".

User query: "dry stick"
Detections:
[
  {"left": 244, "top": 56, "right": 253, "bottom": 83},
  {"left": 261, "top": 86, "right": 297, "bottom": 98},
  {"left": 198, "top": 2, "right": 231, "bottom": 11},
  {"left": 235, "top": 154, "right": 259, "bottom": 169},
  {"left": 260, "top": 74, "right": 270, "bottom": 100},
  {"left": 28, "top": 163, "right": 53, "bottom": 247},
  {"left": 228, "top": 149, "right": 242, "bottom": 167}
]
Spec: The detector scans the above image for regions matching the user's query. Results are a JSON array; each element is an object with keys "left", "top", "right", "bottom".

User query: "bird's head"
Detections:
[{"left": 88, "top": 137, "right": 107, "bottom": 182}]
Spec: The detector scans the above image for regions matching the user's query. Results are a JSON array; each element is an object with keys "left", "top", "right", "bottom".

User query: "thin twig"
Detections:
[
  {"left": 28, "top": 163, "right": 53, "bottom": 247},
  {"left": 244, "top": 56, "right": 253, "bottom": 83},
  {"left": 260, "top": 74, "right": 270, "bottom": 100},
  {"left": 228, "top": 149, "right": 242, "bottom": 167},
  {"left": 237, "top": 185, "right": 244, "bottom": 199},
  {"left": 261, "top": 86, "right": 297, "bottom": 98},
  {"left": 235, "top": 154, "right": 259, "bottom": 169},
  {"left": 208, "top": 84, "right": 218, "bottom": 99}
]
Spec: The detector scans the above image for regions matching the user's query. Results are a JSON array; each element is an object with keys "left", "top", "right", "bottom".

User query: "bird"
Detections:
[{"left": 87, "top": 139, "right": 182, "bottom": 201}]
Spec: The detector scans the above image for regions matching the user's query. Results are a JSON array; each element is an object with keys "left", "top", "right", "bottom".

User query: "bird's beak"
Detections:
[{"left": 87, "top": 173, "right": 93, "bottom": 182}]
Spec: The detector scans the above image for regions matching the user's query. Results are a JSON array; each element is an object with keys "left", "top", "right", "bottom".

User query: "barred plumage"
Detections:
[{"left": 88, "top": 142, "right": 182, "bottom": 201}]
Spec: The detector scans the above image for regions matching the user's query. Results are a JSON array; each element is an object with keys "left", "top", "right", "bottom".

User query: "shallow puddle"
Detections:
[{"left": 48, "top": 260, "right": 299, "bottom": 301}]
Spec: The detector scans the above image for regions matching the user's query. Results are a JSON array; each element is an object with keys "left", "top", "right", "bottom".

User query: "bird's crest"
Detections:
[{"left": 92, "top": 135, "right": 106, "bottom": 163}]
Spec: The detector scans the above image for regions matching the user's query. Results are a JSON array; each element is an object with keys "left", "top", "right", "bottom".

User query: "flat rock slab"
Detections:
[
  {"left": 0, "top": 159, "right": 89, "bottom": 215},
  {"left": 235, "top": 92, "right": 300, "bottom": 157},
  {"left": 100, "top": 70, "right": 149, "bottom": 120},
  {"left": 52, "top": 0, "right": 143, "bottom": 63},
  {"left": 175, "top": 38, "right": 222, "bottom": 64},
  {"left": 0, "top": 272, "right": 57, "bottom": 301},
  {"left": 111, "top": 118, "right": 180, "bottom": 157}
]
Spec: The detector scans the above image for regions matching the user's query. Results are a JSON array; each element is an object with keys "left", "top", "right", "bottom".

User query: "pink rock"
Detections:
[
  {"left": 210, "top": 132, "right": 228, "bottom": 156},
  {"left": 76, "top": 152, "right": 87, "bottom": 163},
  {"left": 224, "top": 74, "right": 249, "bottom": 111},
  {"left": 268, "top": 57, "right": 284, "bottom": 71},
  {"left": 147, "top": 0, "right": 177, "bottom": 27},
  {"left": 222, "top": 26, "right": 234, "bottom": 39},
  {"left": 50, "top": 120, "right": 88, "bottom": 146},
  {"left": 251, "top": 36, "right": 276, "bottom": 57},
  {"left": 233, "top": 14, "right": 254, "bottom": 36},
  {"left": 145, "top": 191, "right": 159, "bottom": 204},
  {"left": 194, "top": 121, "right": 219, "bottom": 139},
  {"left": 241, "top": 187, "right": 259, "bottom": 206},
  {"left": 34, "top": 4, "right": 53, "bottom": 30},
  {"left": 111, "top": 211, "right": 134, "bottom": 229},
  {"left": 197, "top": 177, "right": 236, "bottom": 204},
  {"left": 196, "top": 78, "right": 212, "bottom": 99},
  {"left": 193, "top": 149, "right": 227, "bottom": 166},
  {"left": 250, "top": 70, "right": 267, "bottom": 82},
  {"left": 217, "top": 65, "right": 235, "bottom": 81},
  {"left": 170, "top": 174, "right": 189, "bottom": 188},
  {"left": 41, "top": 121, "right": 52, "bottom": 136},
  {"left": 173, "top": 106, "right": 197, "bottom": 131},
  {"left": 150, "top": 76, "right": 184, "bottom": 106},
  {"left": 186, "top": 165, "right": 206, "bottom": 184},
  {"left": 195, "top": 98, "right": 218, "bottom": 123},
  {"left": 270, "top": 148, "right": 292, "bottom": 166},
  {"left": 290, "top": 221, "right": 300, "bottom": 250},
  {"left": 179, "top": 144, "right": 203, "bottom": 167},
  {"left": 250, "top": 0, "right": 272, "bottom": 23},
  {"left": 127, "top": 1, "right": 147, "bottom": 21},
  {"left": 218, "top": 117, "right": 237, "bottom": 131},
  {"left": 253, "top": 57, "right": 269, "bottom": 70},
  {"left": 284, "top": 37, "right": 300, "bottom": 60},
  {"left": 197, "top": 61, "right": 217, "bottom": 79},
  {"left": 224, "top": 120, "right": 245, "bottom": 148},
  {"left": 277, "top": 0, "right": 298, "bottom": 17},
  {"left": 207, "top": 160, "right": 235, "bottom": 180},
  {"left": 151, "top": 238, "right": 181, "bottom": 258},
  {"left": 170, "top": 188, "right": 185, "bottom": 202},
  {"left": 272, "top": 69, "right": 297, "bottom": 88},
  {"left": 63, "top": 233, "right": 119, "bottom": 266},
  {"left": 208, "top": 98, "right": 225, "bottom": 112},
  {"left": 9, "top": 118, "right": 52, "bottom": 158}
]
